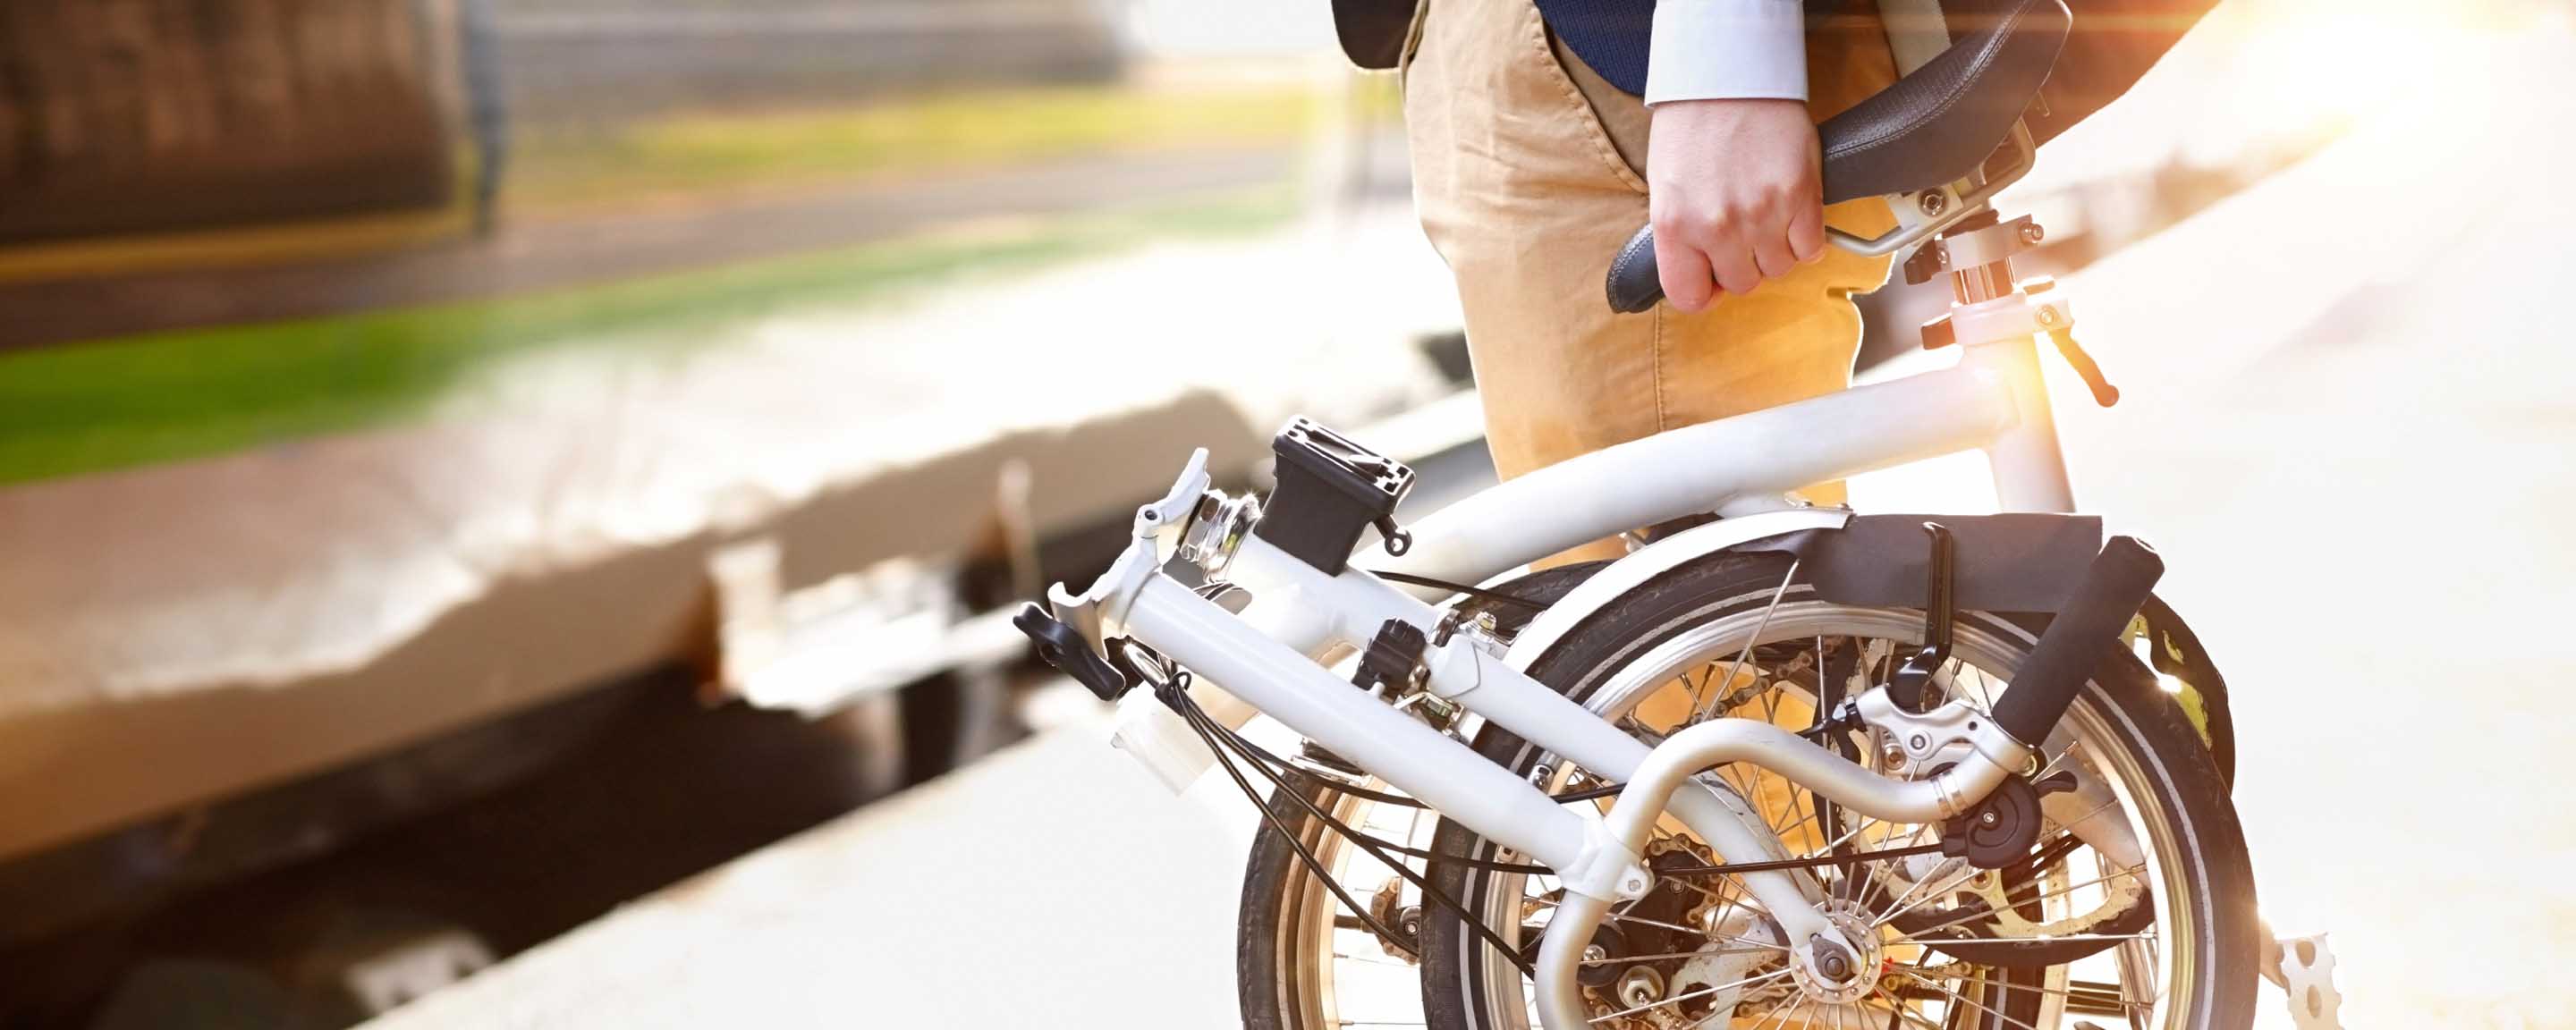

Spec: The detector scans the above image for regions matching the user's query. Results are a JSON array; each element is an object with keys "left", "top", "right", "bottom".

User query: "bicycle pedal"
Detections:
[{"left": 2267, "top": 932, "right": 2344, "bottom": 1030}]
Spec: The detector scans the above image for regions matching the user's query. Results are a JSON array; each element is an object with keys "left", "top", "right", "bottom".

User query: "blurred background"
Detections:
[{"left": 0, "top": 0, "right": 2563, "bottom": 1027}]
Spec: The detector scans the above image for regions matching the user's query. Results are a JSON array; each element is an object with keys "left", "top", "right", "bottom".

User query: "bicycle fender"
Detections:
[
  {"left": 1502, "top": 511, "right": 2234, "bottom": 786},
  {"left": 1732, "top": 512, "right": 2106, "bottom": 613},
  {"left": 1501, "top": 508, "right": 1854, "bottom": 671}
]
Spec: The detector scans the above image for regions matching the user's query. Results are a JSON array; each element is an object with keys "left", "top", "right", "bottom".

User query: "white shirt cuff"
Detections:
[{"left": 1643, "top": 0, "right": 1808, "bottom": 106}]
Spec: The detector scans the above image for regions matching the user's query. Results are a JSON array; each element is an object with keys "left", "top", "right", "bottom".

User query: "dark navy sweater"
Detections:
[{"left": 1534, "top": 0, "right": 1659, "bottom": 95}]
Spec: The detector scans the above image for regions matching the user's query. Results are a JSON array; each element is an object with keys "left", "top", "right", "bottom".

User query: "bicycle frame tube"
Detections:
[
  {"left": 1215, "top": 533, "right": 1852, "bottom": 949},
  {"left": 1377, "top": 334, "right": 2059, "bottom": 591},
  {"left": 1121, "top": 575, "right": 1595, "bottom": 874},
  {"left": 1982, "top": 334, "right": 2077, "bottom": 511}
]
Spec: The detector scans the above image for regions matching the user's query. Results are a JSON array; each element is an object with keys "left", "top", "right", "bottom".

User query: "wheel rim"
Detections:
[
  {"left": 1254, "top": 595, "right": 2208, "bottom": 1030},
  {"left": 1447, "top": 598, "right": 2202, "bottom": 1030},
  {"left": 1272, "top": 768, "right": 1451, "bottom": 1028}
]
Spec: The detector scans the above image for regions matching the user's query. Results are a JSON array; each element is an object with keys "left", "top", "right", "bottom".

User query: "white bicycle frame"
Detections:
[{"left": 1047, "top": 288, "right": 2098, "bottom": 1027}]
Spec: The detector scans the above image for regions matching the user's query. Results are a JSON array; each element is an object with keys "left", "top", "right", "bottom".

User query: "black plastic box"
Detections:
[{"left": 1252, "top": 418, "right": 1416, "bottom": 576}]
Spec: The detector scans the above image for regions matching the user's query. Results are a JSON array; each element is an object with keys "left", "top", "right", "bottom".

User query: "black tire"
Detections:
[
  {"left": 1411, "top": 552, "right": 2261, "bottom": 1030},
  {"left": 1237, "top": 771, "right": 1347, "bottom": 1030}
]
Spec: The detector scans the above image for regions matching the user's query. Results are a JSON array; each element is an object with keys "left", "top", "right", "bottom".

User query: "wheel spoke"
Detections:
[
  {"left": 1872, "top": 857, "right": 1973, "bottom": 928},
  {"left": 1855, "top": 821, "right": 1942, "bottom": 921},
  {"left": 1884, "top": 1001, "right": 1948, "bottom": 1030},
  {"left": 1580, "top": 944, "right": 1785, "bottom": 965},
  {"left": 1797, "top": 815, "right": 1885, "bottom": 861},
  {"left": 1767, "top": 801, "right": 1827, "bottom": 853},
  {"left": 2035, "top": 738, "right": 2086, "bottom": 783},
  {"left": 1888, "top": 931, "right": 2159, "bottom": 947},
  {"left": 1966, "top": 661, "right": 2000, "bottom": 713},
  {"left": 1947, "top": 972, "right": 2162, "bottom": 1009},
  {"left": 1695, "top": 865, "right": 1774, "bottom": 921},
  {"left": 1693, "top": 560, "right": 1801, "bottom": 723},
  {"left": 1603, "top": 912, "right": 1707, "bottom": 936},
  {"left": 1734, "top": 993, "right": 1804, "bottom": 1030},
  {"left": 1885, "top": 865, "right": 2146, "bottom": 941},
  {"left": 2045, "top": 795, "right": 2125, "bottom": 840},
  {"left": 1890, "top": 968, "right": 2045, "bottom": 1030},
  {"left": 1587, "top": 968, "right": 1793, "bottom": 1024}
]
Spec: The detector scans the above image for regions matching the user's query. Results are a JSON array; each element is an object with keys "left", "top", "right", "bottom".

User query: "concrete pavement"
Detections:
[{"left": 362, "top": 705, "right": 1254, "bottom": 1030}]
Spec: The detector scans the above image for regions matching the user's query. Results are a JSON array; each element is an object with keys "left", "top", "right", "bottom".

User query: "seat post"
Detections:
[
  {"left": 1902, "top": 204, "right": 2125, "bottom": 511},
  {"left": 1916, "top": 210, "right": 2038, "bottom": 307}
]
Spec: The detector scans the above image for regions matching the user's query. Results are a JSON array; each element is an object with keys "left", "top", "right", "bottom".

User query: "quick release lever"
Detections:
[{"left": 2046, "top": 326, "right": 2121, "bottom": 408}]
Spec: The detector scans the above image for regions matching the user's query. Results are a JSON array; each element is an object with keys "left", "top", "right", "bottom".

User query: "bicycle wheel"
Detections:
[
  {"left": 1237, "top": 564, "right": 1603, "bottom": 1030},
  {"left": 1410, "top": 551, "right": 2262, "bottom": 1030}
]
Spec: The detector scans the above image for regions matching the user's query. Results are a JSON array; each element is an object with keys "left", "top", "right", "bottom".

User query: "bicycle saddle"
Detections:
[{"left": 1606, "top": 0, "right": 2072, "bottom": 313}]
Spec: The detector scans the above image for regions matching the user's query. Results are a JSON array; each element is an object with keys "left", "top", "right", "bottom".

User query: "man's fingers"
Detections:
[
  {"left": 1640, "top": 98, "right": 1826, "bottom": 304},
  {"left": 1751, "top": 230, "right": 1798, "bottom": 281},
  {"left": 1787, "top": 202, "right": 1826, "bottom": 265},
  {"left": 1707, "top": 242, "right": 1761, "bottom": 298},
  {"left": 1654, "top": 232, "right": 1716, "bottom": 313}
]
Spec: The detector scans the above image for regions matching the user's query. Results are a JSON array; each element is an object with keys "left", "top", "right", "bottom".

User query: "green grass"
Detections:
[
  {"left": 511, "top": 83, "right": 1324, "bottom": 214},
  {"left": 0, "top": 189, "right": 1296, "bottom": 485}
]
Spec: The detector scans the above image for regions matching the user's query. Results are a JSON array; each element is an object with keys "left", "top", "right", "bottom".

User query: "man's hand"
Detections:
[{"left": 1646, "top": 98, "right": 1825, "bottom": 312}]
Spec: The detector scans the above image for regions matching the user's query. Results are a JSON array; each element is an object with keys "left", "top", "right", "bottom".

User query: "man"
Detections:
[
  {"left": 459, "top": 0, "right": 510, "bottom": 237},
  {"left": 1346, "top": 0, "right": 1905, "bottom": 561},
  {"left": 1340, "top": 0, "right": 2208, "bottom": 562}
]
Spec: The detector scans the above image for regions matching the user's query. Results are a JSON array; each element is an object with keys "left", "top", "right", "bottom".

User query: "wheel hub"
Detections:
[{"left": 1789, "top": 900, "right": 1884, "bottom": 1005}]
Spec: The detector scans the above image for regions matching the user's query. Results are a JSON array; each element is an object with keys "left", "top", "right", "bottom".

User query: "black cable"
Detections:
[
  {"left": 1165, "top": 686, "right": 1538, "bottom": 975},
  {"left": 1363, "top": 570, "right": 1549, "bottom": 612},
  {"left": 1549, "top": 781, "right": 1624, "bottom": 804},
  {"left": 1170, "top": 682, "right": 1424, "bottom": 962},
  {"left": 1190, "top": 715, "right": 1546, "bottom": 875},
  {"left": 1174, "top": 694, "right": 1539, "bottom": 974},
  {"left": 1226, "top": 742, "right": 1428, "bottom": 809},
  {"left": 1657, "top": 840, "right": 1950, "bottom": 879}
]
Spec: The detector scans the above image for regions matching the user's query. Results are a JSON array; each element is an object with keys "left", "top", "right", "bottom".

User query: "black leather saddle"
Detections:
[{"left": 1606, "top": 0, "right": 2072, "bottom": 313}]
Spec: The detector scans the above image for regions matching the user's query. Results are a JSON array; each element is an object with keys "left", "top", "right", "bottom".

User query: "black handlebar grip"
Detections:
[
  {"left": 1991, "top": 536, "right": 2164, "bottom": 746},
  {"left": 1607, "top": 224, "right": 1665, "bottom": 314}
]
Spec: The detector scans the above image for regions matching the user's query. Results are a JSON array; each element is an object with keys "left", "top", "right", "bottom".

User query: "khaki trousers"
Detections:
[{"left": 1402, "top": 0, "right": 1902, "bottom": 561}]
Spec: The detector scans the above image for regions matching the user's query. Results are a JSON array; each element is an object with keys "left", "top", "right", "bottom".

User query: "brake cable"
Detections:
[
  {"left": 1364, "top": 570, "right": 1551, "bottom": 612},
  {"left": 1153, "top": 672, "right": 1537, "bottom": 974}
]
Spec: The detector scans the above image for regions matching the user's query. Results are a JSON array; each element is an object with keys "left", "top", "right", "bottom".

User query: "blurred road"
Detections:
[{"left": 369, "top": 21, "right": 2574, "bottom": 1030}]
